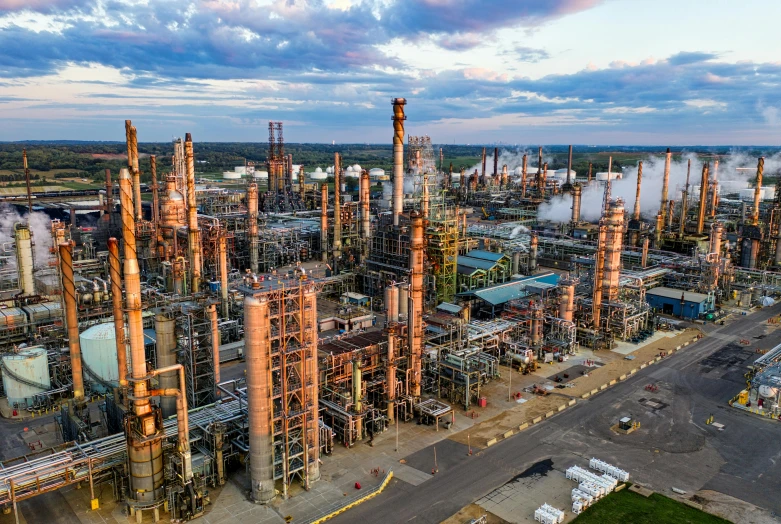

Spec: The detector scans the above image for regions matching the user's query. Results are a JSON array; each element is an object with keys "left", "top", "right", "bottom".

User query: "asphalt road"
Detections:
[{"left": 334, "top": 304, "right": 781, "bottom": 523}]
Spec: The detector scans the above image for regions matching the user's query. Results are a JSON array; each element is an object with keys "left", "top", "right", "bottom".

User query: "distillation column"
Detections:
[
  {"left": 302, "top": 285, "right": 320, "bottom": 484},
  {"left": 753, "top": 157, "right": 764, "bottom": 225},
  {"left": 559, "top": 278, "right": 575, "bottom": 322},
  {"left": 247, "top": 181, "right": 259, "bottom": 273},
  {"left": 392, "top": 98, "right": 406, "bottom": 226},
  {"left": 409, "top": 212, "right": 424, "bottom": 397},
  {"left": 602, "top": 200, "right": 625, "bottom": 304},
  {"left": 320, "top": 184, "right": 328, "bottom": 263},
  {"left": 360, "top": 171, "right": 371, "bottom": 261},
  {"left": 697, "top": 163, "right": 709, "bottom": 235},
  {"left": 185, "top": 133, "right": 202, "bottom": 292},
  {"left": 571, "top": 184, "right": 582, "bottom": 225},
  {"left": 660, "top": 148, "right": 671, "bottom": 224},
  {"left": 14, "top": 223, "right": 34, "bottom": 296},
  {"left": 60, "top": 241, "right": 84, "bottom": 402},
  {"left": 108, "top": 238, "right": 128, "bottom": 387},
  {"left": 155, "top": 313, "right": 177, "bottom": 418},
  {"left": 333, "top": 153, "right": 342, "bottom": 262}
]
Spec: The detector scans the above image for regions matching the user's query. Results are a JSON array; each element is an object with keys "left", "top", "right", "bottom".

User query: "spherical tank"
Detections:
[
  {"left": 80, "top": 323, "right": 121, "bottom": 392},
  {"left": 758, "top": 385, "right": 779, "bottom": 398},
  {"left": 2, "top": 346, "right": 50, "bottom": 407}
]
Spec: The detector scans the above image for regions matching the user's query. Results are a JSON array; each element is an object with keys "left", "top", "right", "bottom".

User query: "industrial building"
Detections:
[{"left": 0, "top": 99, "right": 777, "bottom": 522}]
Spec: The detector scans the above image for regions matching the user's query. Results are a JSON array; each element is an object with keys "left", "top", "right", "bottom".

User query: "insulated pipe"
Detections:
[
  {"left": 753, "top": 157, "right": 764, "bottom": 226},
  {"left": 219, "top": 235, "right": 229, "bottom": 317},
  {"left": 660, "top": 148, "right": 671, "bottom": 223},
  {"left": 185, "top": 133, "right": 202, "bottom": 292},
  {"left": 320, "top": 184, "right": 328, "bottom": 262},
  {"left": 392, "top": 98, "right": 406, "bottom": 226},
  {"left": 571, "top": 184, "right": 582, "bottom": 224},
  {"left": 154, "top": 313, "right": 177, "bottom": 418},
  {"left": 108, "top": 238, "right": 127, "bottom": 387},
  {"left": 59, "top": 241, "right": 84, "bottom": 401},
  {"left": 244, "top": 294, "right": 275, "bottom": 504},
  {"left": 409, "top": 212, "right": 424, "bottom": 397},
  {"left": 697, "top": 163, "right": 709, "bottom": 235},
  {"left": 150, "top": 155, "right": 159, "bottom": 226},
  {"left": 14, "top": 224, "right": 34, "bottom": 296},
  {"left": 386, "top": 326, "right": 397, "bottom": 423},
  {"left": 146, "top": 364, "right": 190, "bottom": 459},
  {"left": 521, "top": 154, "right": 527, "bottom": 198},
  {"left": 633, "top": 161, "right": 643, "bottom": 221},
  {"left": 209, "top": 303, "right": 221, "bottom": 392},
  {"left": 333, "top": 152, "right": 342, "bottom": 260},
  {"left": 247, "top": 181, "right": 259, "bottom": 273}
]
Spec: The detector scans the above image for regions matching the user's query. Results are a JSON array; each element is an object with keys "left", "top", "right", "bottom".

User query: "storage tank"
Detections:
[
  {"left": 758, "top": 385, "right": 779, "bottom": 398},
  {"left": 80, "top": 323, "right": 120, "bottom": 392},
  {"left": 369, "top": 168, "right": 385, "bottom": 179},
  {"left": 596, "top": 172, "right": 622, "bottom": 181},
  {"left": 222, "top": 171, "right": 242, "bottom": 180},
  {"left": 253, "top": 170, "right": 269, "bottom": 180},
  {"left": 2, "top": 346, "right": 50, "bottom": 408},
  {"left": 310, "top": 168, "right": 327, "bottom": 180}
]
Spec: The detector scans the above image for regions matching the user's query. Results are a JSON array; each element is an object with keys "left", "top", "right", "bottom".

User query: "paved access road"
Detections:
[{"left": 335, "top": 304, "right": 781, "bottom": 523}]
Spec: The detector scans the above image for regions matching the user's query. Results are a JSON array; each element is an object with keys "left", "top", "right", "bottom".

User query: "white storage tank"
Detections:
[
  {"left": 2, "top": 346, "right": 50, "bottom": 408},
  {"left": 758, "top": 385, "right": 779, "bottom": 398},
  {"left": 80, "top": 323, "right": 121, "bottom": 392},
  {"left": 253, "top": 170, "right": 269, "bottom": 180},
  {"left": 310, "top": 167, "right": 327, "bottom": 180},
  {"left": 596, "top": 171, "right": 622, "bottom": 181}
]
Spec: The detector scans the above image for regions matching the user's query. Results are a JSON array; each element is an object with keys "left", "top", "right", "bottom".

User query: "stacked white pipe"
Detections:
[
  {"left": 534, "top": 503, "right": 564, "bottom": 524},
  {"left": 589, "top": 458, "right": 630, "bottom": 482}
]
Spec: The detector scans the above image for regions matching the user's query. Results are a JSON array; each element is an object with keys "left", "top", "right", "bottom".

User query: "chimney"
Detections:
[
  {"left": 409, "top": 212, "right": 424, "bottom": 397},
  {"left": 633, "top": 161, "right": 643, "bottom": 221},
  {"left": 104, "top": 168, "right": 113, "bottom": 219},
  {"left": 124, "top": 121, "right": 142, "bottom": 222},
  {"left": 565, "top": 144, "right": 573, "bottom": 189},
  {"left": 753, "top": 157, "right": 764, "bottom": 226},
  {"left": 392, "top": 98, "right": 406, "bottom": 226},
  {"left": 150, "top": 155, "right": 159, "bottom": 225},
  {"left": 481, "top": 148, "right": 487, "bottom": 180},
  {"left": 493, "top": 147, "right": 498, "bottom": 179},
  {"left": 320, "top": 184, "right": 328, "bottom": 263},
  {"left": 537, "top": 147, "right": 543, "bottom": 189},
  {"left": 247, "top": 181, "right": 259, "bottom": 273},
  {"left": 660, "top": 148, "right": 671, "bottom": 222},
  {"left": 59, "top": 241, "right": 84, "bottom": 401},
  {"left": 641, "top": 237, "right": 649, "bottom": 268},
  {"left": 360, "top": 171, "right": 371, "bottom": 260},
  {"left": 521, "top": 154, "right": 528, "bottom": 198},
  {"left": 587, "top": 162, "right": 593, "bottom": 184},
  {"left": 22, "top": 149, "right": 32, "bottom": 214},
  {"left": 107, "top": 238, "right": 127, "bottom": 387},
  {"left": 571, "top": 184, "right": 582, "bottom": 224},
  {"left": 185, "top": 133, "right": 202, "bottom": 292},
  {"left": 333, "top": 152, "right": 342, "bottom": 261},
  {"left": 709, "top": 160, "right": 719, "bottom": 218},
  {"left": 14, "top": 223, "right": 34, "bottom": 296},
  {"left": 696, "top": 163, "right": 709, "bottom": 235}
]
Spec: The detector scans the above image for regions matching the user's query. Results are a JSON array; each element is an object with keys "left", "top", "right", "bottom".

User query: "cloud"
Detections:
[{"left": 513, "top": 46, "right": 550, "bottom": 63}]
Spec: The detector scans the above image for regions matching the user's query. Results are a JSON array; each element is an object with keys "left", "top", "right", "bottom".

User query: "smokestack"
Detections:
[
  {"left": 409, "top": 212, "right": 424, "bottom": 397},
  {"left": 587, "top": 162, "right": 593, "bottom": 184},
  {"left": 150, "top": 155, "right": 159, "bottom": 226},
  {"left": 124, "top": 121, "right": 142, "bottom": 222},
  {"left": 660, "top": 148, "right": 671, "bottom": 222},
  {"left": 185, "top": 133, "right": 202, "bottom": 292},
  {"left": 244, "top": 294, "right": 275, "bottom": 503},
  {"left": 655, "top": 212, "right": 663, "bottom": 247},
  {"left": 333, "top": 152, "right": 342, "bottom": 261},
  {"left": 641, "top": 237, "right": 649, "bottom": 268},
  {"left": 219, "top": 235, "right": 229, "bottom": 318},
  {"left": 571, "top": 184, "right": 582, "bottom": 224},
  {"left": 602, "top": 200, "right": 624, "bottom": 304},
  {"left": 667, "top": 200, "right": 674, "bottom": 229},
  {"left": 753, "top": 157, "right": 764, "bottom": 226},
  {"left": 536, "top": 147, "right": 543, "bottom": 189},
  {"left": 559, "top": 278, "right": 574, "bottom": 322},
  {"left": 360, "top": 171, "right": 371, "bottom": 260},
  {"left": 493, "top": 147, "right": 498, "bottom": 179},
  {"left": 710, "top": 160, "right": 719, "bottom": 218},
  {"left": 108, "top": 238, "right": 127, "bottom": 387},
  {"left": 459, "top": 168, "right": 465, "bottom": 192},
  {"left": 697, "top": 163, "right": 709, "bottom": 235},
  {"left": 501, "top": 164, "right": 508, "bottom": 188},
  {"left": 60, "top": 241, "right": 84, "bottom": 401},
  {"left": 14, "top": 224, "right": 34, "bottom": 296},
  {"left": 633, "top": 161, "right": 643, "bottom": 221},
  {"left": 320, "top": 184, "right": 328, "bottom": 262},
  {"left": 566, "top": 144, "right": 573, "bottom": 187},
  {"left": 529, "top": 232, "right": 538, "bottom": 273},
  {"left": 392, "top": 98, "right": 406, "bottom": 226},
  {"left": 154, "top": 313, "right": 177, "bottom": 418},
  {"left": 22, "top": 149, "right": 32, "bottom": 214},
  {"left": 481, "top": 148, "right": 487, "bottom": 180},
  {"left": 247, "top": 181, "right": 259, "bottom": 273},
  {"left": 521, "top": 154, "right": 527, "bottom": 198}
]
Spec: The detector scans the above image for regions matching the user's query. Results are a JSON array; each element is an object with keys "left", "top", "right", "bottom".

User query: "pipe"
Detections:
[
  {"left": 244, "top": 294, "right": 275, "bottom": 503},
  {"left": 392, "top": 98, "right": 406, "bottom": 226},
  {"left": 333, "top": 152, "right": 342, "bottom": 260},
  {"left": 247, "top": 181, "right": 259, "bottom": 273},
  {"left": 571, "top": 184, "right": 582, "bottom": 224},
  {"left": 697, "top": 163, "right": 709, "bottom": 235},
  {"left": 108, "top": 238, "right": 127, "bottom": 387},
  {"left": 660, "top": 147, "right": 671, "bottom": 223},
  {"left": 59, "top": 241, "right": 84, "bottom": 402},
  {"left": 14, "top": 224, "right": 34, "bottom": 296},
  {"left": 320, "top": 184, "right": 328, "bottom": 262},
  {"left": 150, "top": 155, "right": 159, "bottom": 226},
  {"left": 633, "top": 161, "right": 643, "bottom": 221},
  {"left": 209, "top": 303, "right": 221, "bottom": 393},
  {"left": 409, "top": 212, "right": 424, "bottom": 397},
  {"left": 185, "top": 133, "right": 202, "bottom": 292},
  {"left": 146, "top": 364, "right": 190, "bottom": 466},
  {"left": 219, "top": 235, "right": 229, "bottom": 317},
  {"left": 753, "top": 157, "right": 764, "bottom": 226},
  {"left": 361, "top": 171, "right": 371, "bottom": 259}
]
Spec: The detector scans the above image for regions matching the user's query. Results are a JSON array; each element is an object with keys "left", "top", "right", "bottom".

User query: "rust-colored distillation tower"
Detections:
[
  {"left": 501, "top": 164, "right": 508, "bottom": 188},
  {"left": 710, "top": 160, "right": 719, "bottom": 218},
  {"left": 150, "top": 155, "right": 159, "bottom": 226},
  {"left": 22, "top": 149, "right": 32, "bottom": 214},
  {"left": 120, "top": 167, "right": 165, "bottom": 507},
  {"left": 125, "top": 120, "right": 142, "bottom": 222},
  {"left": 565, "top": 144, "right": 573, "bottom": 190},
  {"left": 481, "top": 148, "right": 487, "bottom": 181},
  {"left": 209, "top": 303, "right": 220, "bottom": 391},
  {"left": 592, "top": 222, "right": 606, "bottom": 329},
  {"left": 219, "top": 235, "right": 229, "bottom": 317},
  {"left": 571, "top": 183, "right": 582, "bottom": 225},
  {"left": 530, "top": 303, "right": 542, "bottom": 346},
  {"left": 460, "top": 168, "right": 466, "bottom": 193},
  {"left": 641, "top": 237, "right": 649, "bottom": 268},
  {"left": 360, "top": 171, "right": 371, "bottom": 261},
  {"left": 108, "top": 238, "right": 127, "bottom": 388},
  {"left": 654, "top": 212, "right": 664, "bottom": 247},
  {"left": 587, "top": 162, "right": 593, "bottom": 184},
  {"left": 408, "top": 212, "right": 424, "bottom": 397},
  {"left": 633, "top": 161, "right": 643, "bottom": 221},
  {"left": 385, "top": 325, "right": 397, "bottom": 423},
  {"left": 660, "top": 148, "right": 671, "bottom": 224},
  {"left": 667, "top": 200, "right": 675, "bottom": 229},
  {"left": 421, "top": 173, "right": 430, "bottom": 219},
  {"left": 320, "top": 184, "right": 328, "bottom": 263},
  {"left": 753, "top": 157, "right": 764, "bottom": 226},
  {"left": 529, "top": 232, "right": 538, "bottom": 273},
  {"left": 521, "top": 154, "right": 528, "bottom": 198},
  {"left": 392, "top": 98, "right": 406, "bottom": 226},
  {"left": 559, "top": 278, "right": 575, "bottom": 322},
  {"left": 155, "top": 312, "right": 177, "bottom": 418},
  {"left": 541, "top": 162, "right": 548, "bottom": 196},
  {"left": 333, "top": 152, "right": 342, "bottom": 262},
  {"left": 244, "top": 293, "right": 275, "bottom": 503},
  {"left": 536, "top": 147, "right": 543, "bottom": 191},
  {"left": 185, "top": 133, "right": 202, "bottom": 292},
  {"left": 60, "top": 241, "right": 84, "bottom": 402},
  {"left": 247, "top": 181, "right": 259, "bottom": 273},
  {"left": 602, "top": 200, "right": 624, "bottom": 304},
  {"left": 696, "top": 163, "right": 710, "bottom": 235}
]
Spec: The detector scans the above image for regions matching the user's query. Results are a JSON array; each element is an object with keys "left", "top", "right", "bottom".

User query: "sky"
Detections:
[{"left": 0, "top": 0, "right": 780, "bottom": 144}]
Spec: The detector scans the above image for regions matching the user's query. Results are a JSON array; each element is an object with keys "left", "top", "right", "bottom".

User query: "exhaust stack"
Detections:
[
  {"left": 409, "top": 212, "right": 424, "bottom": 397},
  {"left": 696, "top": 163, "right": 709, "bottom": 234},
  {"left": 247, "top": 181, "right": 259, "bottom": 273},
  {"left": 185, "top": 133, "right": 202, "bottom": 292},
  {"left": 392, "top": 98, "right": 406, "bottom": 226},
  {"left": 660, "top": 148, "right": 671, "bottom": 223},
  {"left": 753, "top": 157, "right": 764, "bottom": 226},
  {"left": 59, "top": 241, "right": 84, "bottom": 401},
  {"left": 571, "top": 184, "right": 582, "bottom": 224},
  {"left": 14, "top": 223, "right": 34, "bottom": 296},
  {"left": 107, "top": 238, "right": 127, "bottom": 387},
  {"left": 633, "top": 161, "right": 643, "bottom": 221},
  {"left": 333, "top": 152, "right": 342, "bottom": 261},
  {"left": 125, "top": 120, "right": 142, "bottom": 222}
]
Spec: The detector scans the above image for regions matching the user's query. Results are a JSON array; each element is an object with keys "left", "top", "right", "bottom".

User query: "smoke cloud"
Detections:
[
  {"left": 0, "top": 205, "right": 54, "bottom": 270},
  {"left": 538, "top": 150, "right": 781, "bottom": 223}
]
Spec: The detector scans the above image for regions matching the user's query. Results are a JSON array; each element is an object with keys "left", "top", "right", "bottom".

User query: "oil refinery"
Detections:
[{"left": 0, "top": 101, "right": 779, "bottom": 524}]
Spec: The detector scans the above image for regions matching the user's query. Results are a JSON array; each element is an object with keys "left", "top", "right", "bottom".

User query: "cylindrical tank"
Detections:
[
  {"left": 399, "top": 284, "right": 409, "bottom": 318},
  {"left": 80, "top": 323, "right": 120, "bottom": 393},
  {"left": 385, "top": 286, "right": 399, "bottom": 322},
  {"left": 2, "top": 346, "right": 50, "bottom": 407}
]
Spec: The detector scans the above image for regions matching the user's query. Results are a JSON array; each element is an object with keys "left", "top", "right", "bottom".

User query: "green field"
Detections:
[{"left": 573, "top": 489, "right": 730, "bottom": 524}]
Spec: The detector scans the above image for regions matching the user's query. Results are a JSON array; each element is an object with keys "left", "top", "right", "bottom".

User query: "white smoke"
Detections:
[
  {"left": 509, "top": 225, "right": 528, "bottom": 238},
  {"left": 0, "top": 205, "right": 53, "bottom": 270},
  {"left": 466, "top": 147, "right": 554, "bottom": 178},
  {"left": 538, "top": 150, "right": 781, "bottom": 223}
]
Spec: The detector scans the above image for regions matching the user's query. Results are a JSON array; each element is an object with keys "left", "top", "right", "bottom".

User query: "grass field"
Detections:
[{"left": 573, "top": 489, "right": 730, "bottom": 523}]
